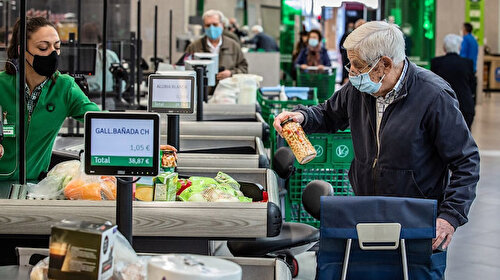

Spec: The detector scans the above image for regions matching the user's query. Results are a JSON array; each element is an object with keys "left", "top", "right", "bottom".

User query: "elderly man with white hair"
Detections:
[
  {"left": 274, "top": 21, "right": 479, "bottom": 253},
  {"left": 431, "top": 34, "right": 475, "bottom": 128},
  {"left": 184, "top": 9, "right": 248, "bottom": 80},
  {"left": 242, "top": 25, "right": 279, "bottom": 52}
]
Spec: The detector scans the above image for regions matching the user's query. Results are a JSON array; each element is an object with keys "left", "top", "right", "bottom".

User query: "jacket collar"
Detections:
[{"left": 201, "top": 35, "right": 231, "bottom": 52}]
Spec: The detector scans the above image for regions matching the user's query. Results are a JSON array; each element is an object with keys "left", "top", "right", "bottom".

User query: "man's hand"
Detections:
[
  {"left": 318, "top": 65, "right": 325, "bottom": 71},
  {"left": 273, "top": 111, "right": 305, "bottom": 137},
  {"left": 300, "top": 64, "right": 308, "bottom": 70},
  {"left": 216, "top": 70, "right": 232, "bottom": 80},
  {"left": 432, "top": 218, "right": 455, "bottom": 250},
  {"left": 160, "top": 145, "right": 178, "bottom": 160}
]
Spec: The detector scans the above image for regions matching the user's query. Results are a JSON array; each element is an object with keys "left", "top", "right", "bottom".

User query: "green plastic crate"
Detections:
[
  {"left": 296, "top": 69, "right": 336, "bottom": 103},
  {"left": 257, "top": 89, "right": 319, "bottom": 125},
  {"left": 288, "top": 164, "right": 354, "bottom": 201},
  {"left": 306, "top": 132, "right": 354, "bottom": 165}
]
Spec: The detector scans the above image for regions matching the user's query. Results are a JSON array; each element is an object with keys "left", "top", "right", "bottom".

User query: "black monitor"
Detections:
[
  {"left": 59, "top": 43, "right": 97, "bottom": 75},
  {"left": 148, "top": 72, "right": 196, "bottom": 114},
  {"left": 84, "top": 112, "right": 160, "bottom": 177}
]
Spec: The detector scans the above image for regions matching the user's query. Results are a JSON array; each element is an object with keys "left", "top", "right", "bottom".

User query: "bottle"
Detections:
[
  {"left": 160, "top": 150, "right": 177, "bottom": 172},
  {"left": 279, "top": 85, "right": 288, "bottom": 101},
  {"left": 281, "top": 118, "right": 316, "bottom": 164}
]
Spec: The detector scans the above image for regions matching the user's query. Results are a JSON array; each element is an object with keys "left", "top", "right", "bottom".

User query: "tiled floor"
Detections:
[{"left": 446, "top": 94, "right": 500, "bottom": 280}]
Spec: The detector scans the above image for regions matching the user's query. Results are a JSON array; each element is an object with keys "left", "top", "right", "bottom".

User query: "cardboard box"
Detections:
[{"left": 48, "top": 221, "right": 117, "bottom": 280}]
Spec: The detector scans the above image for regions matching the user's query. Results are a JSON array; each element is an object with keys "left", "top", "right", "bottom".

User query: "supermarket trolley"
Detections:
[
  {"left": 317, "top": 196, "right": 447, "bottom": 280},
  {"left": 296, "top": 67, "right": 336, "bottom": 103}
]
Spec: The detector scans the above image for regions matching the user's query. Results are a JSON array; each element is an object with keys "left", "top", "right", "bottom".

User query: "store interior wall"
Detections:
[
  {"left": 130, "top": 0, "right": 186, "bottom": 67},
  {"left": 436, "top": 0, "right": 499, "bottom": 56},
  {"left": 204, "top": 0, "right": 280, "bottom": 33}
]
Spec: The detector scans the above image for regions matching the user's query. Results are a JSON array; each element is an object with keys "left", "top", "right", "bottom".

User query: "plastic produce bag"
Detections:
[
  {"left": 210, "top": 77, "right": 239, "bottom": 104},
  {"left": 62, "top": 159, "right": 117, "bottom": 200},
  {"left": 232, "top": 74, "right": 263, "bottom": 104},
  {"left": 63, "top": 174, "right": 116, "bottom": 200},
  {"left": 214, "top": 172, "right": 240, "bottom": 190},
  {"left": 27, "top": 160, "right": 81, "bottom": 200},
  {"left": 179, "top": 175, "right": 250, "bottom": 202},
  {"left": 30, "top": 257, "right": 49, "bottom": 280}
]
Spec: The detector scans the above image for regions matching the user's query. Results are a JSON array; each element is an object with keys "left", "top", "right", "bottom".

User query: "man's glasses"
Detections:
[{"left": 344, "top": 62, "right": 371, "bottom": 77}]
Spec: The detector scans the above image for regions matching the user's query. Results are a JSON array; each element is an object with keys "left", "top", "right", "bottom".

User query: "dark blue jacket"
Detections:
[
  {"left": 245, "top": 32, "right": 279, "bottom": 52},
  {"left": 295, "top": 47, "right": 331, "bottom": 67},
  {"left": 294, "top": 59, "right": 479, "bottom": 229}
]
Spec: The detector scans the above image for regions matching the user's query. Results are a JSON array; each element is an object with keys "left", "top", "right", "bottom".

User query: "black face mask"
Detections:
[{"left": 27, "top": 50, "right": 59, "bottom": 77}]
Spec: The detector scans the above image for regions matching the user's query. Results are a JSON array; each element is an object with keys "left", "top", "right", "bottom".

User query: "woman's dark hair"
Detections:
[
  {"left": 5, "top": 17, "right": 56, "bottom": 75},
  {"left": 308, "top": 29, "right": 323, "bottom": 42}
]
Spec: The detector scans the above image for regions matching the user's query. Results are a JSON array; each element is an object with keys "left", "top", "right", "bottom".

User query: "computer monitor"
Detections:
[
  {"left": 59, "top": 43, "right": 97, "bottom": 75},
  {"left": 148, "top": 71, "right": 196, "bottom": 114},
  {"left": 84, "top": 112, "right": 160, "bottom": 177},
  {"left": 193, "top": 52, "right": 218, "bottom": 86}
]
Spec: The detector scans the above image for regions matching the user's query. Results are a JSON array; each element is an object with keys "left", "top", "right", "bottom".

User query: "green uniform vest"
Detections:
[{"left": 0, "top": 71, "right": 100, "bottom": 180}]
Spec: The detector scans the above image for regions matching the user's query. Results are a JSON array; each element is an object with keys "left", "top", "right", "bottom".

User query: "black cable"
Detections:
[{"left": 116, "top": 177, "right": 141, "bottom": 184}]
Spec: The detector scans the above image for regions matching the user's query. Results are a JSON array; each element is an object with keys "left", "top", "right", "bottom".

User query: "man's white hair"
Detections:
[
  {"left": 343, "top": 21, "right": 406, "bottom": 65},
  {"left": 221, "top": 16, "right": 229, "bottom": 27},
  {"left": 202, "top": 9, "right": 224, "bottom": 23},
  {"left": 251, "top": 25, "right": 263, "bottom": 33},
  {"left": 443, "top": 34, "right": 462, "bottom": 54}
]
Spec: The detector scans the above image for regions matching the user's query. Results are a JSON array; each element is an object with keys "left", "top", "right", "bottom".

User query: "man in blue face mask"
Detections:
[
  {"left": 183, "top": 9, "right": 248, "bottom": 82},
  {"left": 274, "top": 21, "right": 479, "bottom": 257}
]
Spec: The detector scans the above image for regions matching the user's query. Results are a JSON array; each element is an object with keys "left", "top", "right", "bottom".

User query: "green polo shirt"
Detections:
[{"left": 0, "top": 71, "right": 100, "bottom": 180}]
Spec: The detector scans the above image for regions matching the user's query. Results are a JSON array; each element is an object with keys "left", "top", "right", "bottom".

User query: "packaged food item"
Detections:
[
  {"left": 160, "top": 150, "right": 177, "bottom": 172},
  {"left": 153, "top": 172, "right": 178, "bottom": 201},
  {"left": 281, "top": 118, "right": 317, "bottom": 164},
  {"left": 48, "top": 220, "right": 116, "bottom": 280}
]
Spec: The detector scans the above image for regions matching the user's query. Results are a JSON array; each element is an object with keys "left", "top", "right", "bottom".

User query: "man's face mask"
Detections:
[
  {"left": 205, "top": 25, "right": 223, "bottom": 40},
  {"left": 347, "top": 58, "right": 385, "bottom": 95},
  {"left": 27, "top": 50, "right": 59, "bottom": 77}
]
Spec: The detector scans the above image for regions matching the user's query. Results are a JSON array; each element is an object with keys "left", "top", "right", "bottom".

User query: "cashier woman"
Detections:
[
  {"left": 0, "top": 17, "right": 175, "bottom": 181},
  {"left": 0, "top": 17, "right": 100, "bottom": 181}
]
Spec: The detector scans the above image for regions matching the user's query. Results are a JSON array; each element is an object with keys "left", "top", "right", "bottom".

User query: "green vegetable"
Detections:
[
  {"left": 214, "top": 172, "right": 240, "bottom": 190},
  {"left": 189, "top": 176, "right": 218, "bottom": 186}
]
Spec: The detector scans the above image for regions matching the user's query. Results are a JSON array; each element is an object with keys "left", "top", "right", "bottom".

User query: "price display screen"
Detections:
[
  {"left": 148, "top": 74, "right": 195, "bottom": 114},
  {"left": 84, "top": 112, "right": 160, "bottom": 176}
]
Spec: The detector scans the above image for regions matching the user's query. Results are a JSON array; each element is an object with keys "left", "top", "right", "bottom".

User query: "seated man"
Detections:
[{"left": 183, "top": 9, "right": 248, "bottom": 81}]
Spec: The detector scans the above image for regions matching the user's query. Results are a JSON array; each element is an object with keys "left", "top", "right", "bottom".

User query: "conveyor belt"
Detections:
[
  {"left": 180, "top": 104, "right": 258, "bottom": 121},
  {"left": 52, "top": 136, "right": 269, "bottom": 168},
  {"left": 0, "top": 168, "right": 281, "bottom": 238}
]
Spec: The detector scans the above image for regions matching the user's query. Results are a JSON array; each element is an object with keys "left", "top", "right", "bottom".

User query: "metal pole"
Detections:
[
  {"left": 400, "top": 239, "right": 409, "bottom": 280},
  {"left": 129, "top": 32, "right": 136, "bottom": 104},
  {"left": 340, "top": 239, "right": 352, "bottom": 280},
  {"left": 194, "top": 65, "right": 205, "bottom": 121},
  {"left": 4, "top": 0, "right": 9, "bottom": 46},
  {"left": 116, "top": 177, "right": 133, "bottom": 244},
  {"left": 169, "top": 9, "right": 172, "bottom": 64},
  {"left": 136, "top": 0, "right": 142, "bottom": 106},
  {"left": 18, "top": 0, "right": 26, "bottom": 184},
  {"left": 153, "top": 5, "right": 158, "bottom": 72},
  {"left": 167, "top": 115, "right": 180, "bottom": 151},
  {"left": 101, "top": 0, "right": 108, "bottom": 110}
]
